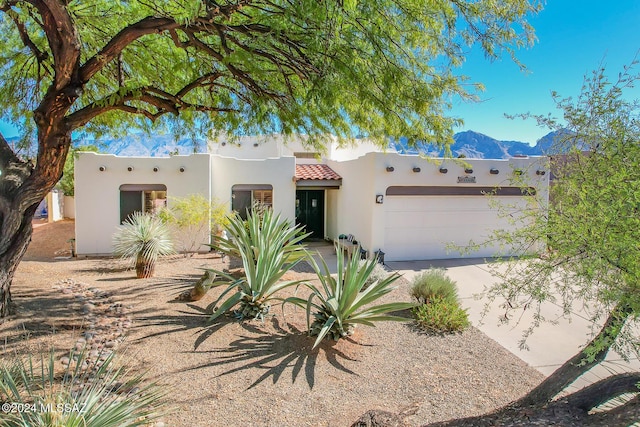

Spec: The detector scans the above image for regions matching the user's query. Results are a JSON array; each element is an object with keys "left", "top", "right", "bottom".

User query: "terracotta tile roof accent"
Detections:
[{"left": 295, "top": 164, "right": 342, "bottom": 181}]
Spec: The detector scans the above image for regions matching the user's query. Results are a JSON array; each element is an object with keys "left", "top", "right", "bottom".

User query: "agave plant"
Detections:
[
  {"left": 113, "top": 212, "right": 174, "bottom": 278},
  {"left": 0, "top": 350, "right": 165, "bottom": 427},
  {"left": 285, "top": 249, "right": 416, "bottom": 348},
  {"left": 207, "top": 208, "right": 310, "bottom": 321}
]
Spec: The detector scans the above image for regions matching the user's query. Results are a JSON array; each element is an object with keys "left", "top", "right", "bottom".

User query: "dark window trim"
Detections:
[
  {"left": 119, "top": 184, "right": 167, "bottom": 191},
  {"left": 385, "top": 186, "right": 536, "bottom": 197},
  {"left": 231, "top": 184, "right": 273, "bottom": 191}
]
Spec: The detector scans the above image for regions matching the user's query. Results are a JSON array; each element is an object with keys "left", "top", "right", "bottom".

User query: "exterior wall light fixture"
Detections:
[
  {"left": 412, "top": 167, "right": 421, "bottom": 173},
  {"left": 375, "top": 194, "right": 384, "bottom": 204},
  {"left": 439, "top": 167, "right": 448, "bottom": 174},
  {"left": 490, "top": 168, "right": 499, "bottom": 175},
  {"left": 386, "top": 166, "right": 395, "bottom": 172}
]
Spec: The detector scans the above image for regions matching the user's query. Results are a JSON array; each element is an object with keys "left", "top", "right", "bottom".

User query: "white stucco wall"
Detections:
[
  {"left": 211, "top": 155, "right": 296, "bottom": 222},
  {"left": 74, "top": 152, "right": 211, "bottom": 255},
  {"left": 328, "top": 153, "right": 549, "bottom": 260}
]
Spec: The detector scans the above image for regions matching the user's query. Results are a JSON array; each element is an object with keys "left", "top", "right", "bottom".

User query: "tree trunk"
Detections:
[
  {"left": 135, "top": 255, "right": 155, "bottom": 278},
  {"left": 0, "top": 129, "right": 72, "bottom": 318},
  {"left": 0, "top": 205, "right": 37, "bottom": 317}
]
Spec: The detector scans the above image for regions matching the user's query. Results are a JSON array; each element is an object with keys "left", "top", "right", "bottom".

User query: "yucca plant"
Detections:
[
  {"left": 112, "top": 212, "right": 174, "bottom": 278},
  {"left": 285, "top": 249, "right": 416, "bottom": 348},
  {"left": 206, "top": 208, "right": 310, "bottom": 321},
  {"left": 0, "top": 349, "right": 166, "bottom": 427}
]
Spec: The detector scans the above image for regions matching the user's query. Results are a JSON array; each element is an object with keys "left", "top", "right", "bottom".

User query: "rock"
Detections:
[{"left": 350, "top": 410, "right": 411, "bottom": 427}]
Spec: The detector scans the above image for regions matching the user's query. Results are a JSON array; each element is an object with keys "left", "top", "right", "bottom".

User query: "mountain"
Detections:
[
  {"left": 8, "top": 130, "right": 568, "bottom": 159},
  {"left": 393, "top": 130, "right": 569, "bottom": 159},
  {"left": 76, "top": 133, "right": 208, "bottom": 157}
]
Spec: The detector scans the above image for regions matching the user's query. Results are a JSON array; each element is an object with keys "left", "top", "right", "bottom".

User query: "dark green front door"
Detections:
[{"left": 296, "top": 190, "right": 324, "bottom": 239}]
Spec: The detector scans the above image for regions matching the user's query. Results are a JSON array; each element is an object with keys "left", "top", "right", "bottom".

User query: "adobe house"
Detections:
[{"left": 74, "top": 136, "right": 548, "bottom": 261}]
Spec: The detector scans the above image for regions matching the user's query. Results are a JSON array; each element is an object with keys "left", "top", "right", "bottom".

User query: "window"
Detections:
[
  {"left": 293, "top": 152, "right": 320, "bottom": 159},
  {"left": 119, "top": 184, "right": 167, "bottom": 223},
  {"left": 231, "top": 184, "right": 273, "bottom": 219}
]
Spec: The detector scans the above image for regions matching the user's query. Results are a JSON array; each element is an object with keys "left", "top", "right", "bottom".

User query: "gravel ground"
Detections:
[{"left": 1, "top": 221, "right": 544, "bottom": 426}]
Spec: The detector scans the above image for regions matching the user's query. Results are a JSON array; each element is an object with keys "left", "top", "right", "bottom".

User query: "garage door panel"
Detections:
[
  {"left": 384, "top": 195, "right": 521, "bottom": 261},
  {"left": 385, "top": 210, "right": 499, "bottom": 228}
]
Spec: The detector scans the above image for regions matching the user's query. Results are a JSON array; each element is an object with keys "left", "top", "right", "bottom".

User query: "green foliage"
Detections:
[
  {"left": 412, "top": 296, "right": 470, "bottom": 334},
  {"left": 487, "top": 63, "right": 640, "bottom": 355},
  {"left": 112, "top": 212, "right": 174, "bottom": 278},
  {"left": 0, "top": 350, "right": 165, "bottom": 427},
  {"left": 285, "top": 250, "right": 415, "bottom": 348},
  {"left": 357, "top": 259, "right": 392, "bottom": 290},
  {"left": 58, "top": 145, "right": 100, "bottom": 196},
  {"left": 207, "top": 209, "right": 310, "bottom": 322},
  {"left": 158, "top": 194, "right": 229, "bottom": 254},
  {"left": 0, "top": 0, "right": 540, "bottom": 148},
  {"left": 409, "top": 269, "right": 459, "bottom": 304}
]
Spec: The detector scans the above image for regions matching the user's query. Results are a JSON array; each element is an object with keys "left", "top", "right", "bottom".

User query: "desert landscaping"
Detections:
[{"left": 1, "top": 219, "right": 545, "bottom": 426}]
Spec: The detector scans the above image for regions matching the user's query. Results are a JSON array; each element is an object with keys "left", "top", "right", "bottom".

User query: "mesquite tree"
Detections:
[
  {"left": 353, "top": 65, "right": 640, "bottom": 426},
  {"left": 0, "top": 0, "right": 539, "bottom": 317}
]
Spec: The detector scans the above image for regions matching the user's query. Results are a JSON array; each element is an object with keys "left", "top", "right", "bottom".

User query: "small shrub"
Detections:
[
  {"left": 412, "top": 296, "right": 470, "bottom": 333},
  {"left": 410, "top": 268, "right": 458, "bottom": 304},
  {"left": 358, "top": 259, "right": 391, "bottom": 289},
  {"left": 159, "top": 194, "right": 229, "bottom": 255}
]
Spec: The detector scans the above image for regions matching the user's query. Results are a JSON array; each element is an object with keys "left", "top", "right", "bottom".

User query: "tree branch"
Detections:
[
  {"left": 65, "top": 78, "right": 237, "bottom": 130},
  {"left": 563, "top": 372, "right": 640, "bottom": 411},
  {"left": 588, "top": 395, "right": 640, "bottom": 427},
  {"left": 78, "top": 16, "right": 178, "bottom": 84},
  {"left": 0, "top": 133, "right": 21, "bottom": 169},
  {"left": 27, "top": 0, "right": 79, "bottom": 90},
  {"left": 79, "top": 2, "right": 250, "bottom": 84},
  {"left": 517, "top": 301, "right": 634, "bottom": 406}
]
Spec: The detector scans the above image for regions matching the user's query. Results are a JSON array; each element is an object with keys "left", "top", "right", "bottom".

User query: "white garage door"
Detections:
[{"left": 384, "top": 190, "right": 528, "bottom": 261}]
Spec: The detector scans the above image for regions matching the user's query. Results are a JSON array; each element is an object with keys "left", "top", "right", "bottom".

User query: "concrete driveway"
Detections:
[{"left": 387, "top": 258, "right": 640, "bottom": 393}]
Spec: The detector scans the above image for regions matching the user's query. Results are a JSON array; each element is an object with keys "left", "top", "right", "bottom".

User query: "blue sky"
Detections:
[
  {"left": 1, "top": 2, "right": 639, "bottom": 145},
  {"left": 451, "top": 1, "right": 640, "bottom": 144}
]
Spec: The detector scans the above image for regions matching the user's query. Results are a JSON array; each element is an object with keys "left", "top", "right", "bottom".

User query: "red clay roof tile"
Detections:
[{"left": 295, "top": 164, "right": 342, "bottom": 181}]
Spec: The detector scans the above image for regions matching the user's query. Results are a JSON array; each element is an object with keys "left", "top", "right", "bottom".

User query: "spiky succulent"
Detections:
[
  {"left": 112, "top": 212, "right": 174, "bottom": 278},
  {"left": 207, "top": 208, "right": 310, "bottom": 322},
  {"left": 0, "top": 350, "right": 165, "bottom": 427},
  {"left": 285, "top": 248, "right": 416, "bottom": 348}
]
